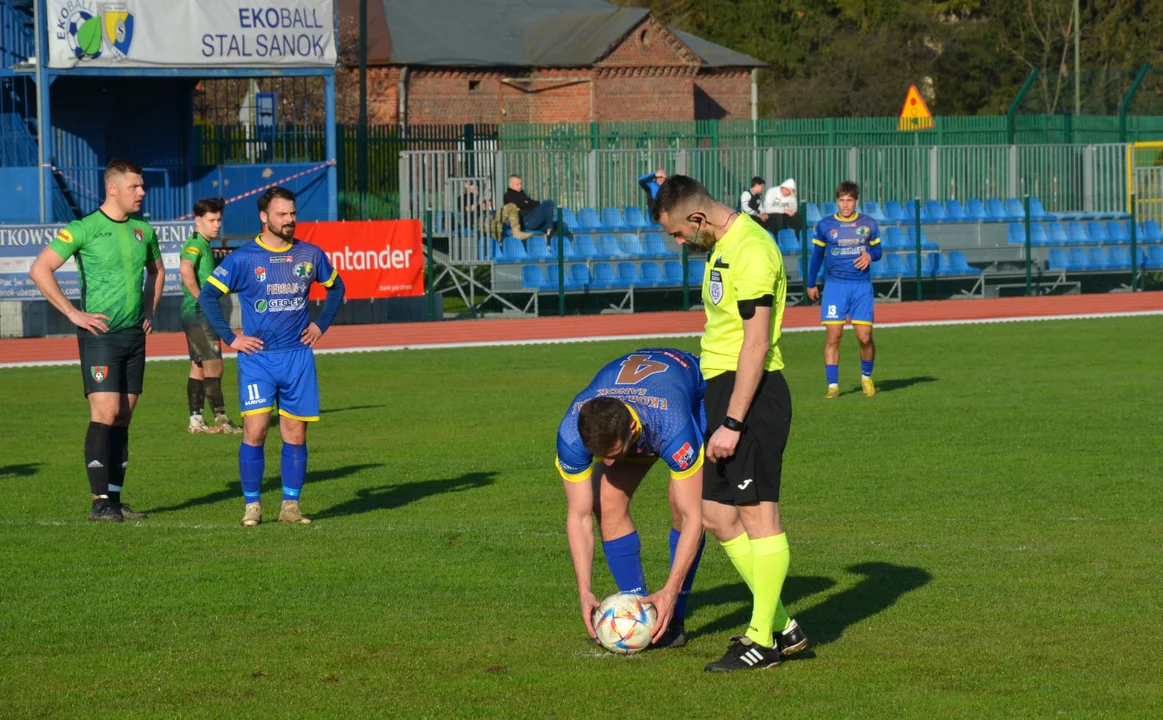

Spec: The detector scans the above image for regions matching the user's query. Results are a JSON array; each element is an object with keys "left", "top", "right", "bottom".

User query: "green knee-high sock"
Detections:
[
  {"left": 745, "top": 533, "right": 790, "bottom": 648},
  {"left": 721, "top": 532, "right": 791, "bottom": 633}
]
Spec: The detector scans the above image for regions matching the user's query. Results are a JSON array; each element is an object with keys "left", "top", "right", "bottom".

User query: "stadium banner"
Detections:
[
  {"left": 297, "top": 221, "right": 425, "bottom": 300},
  {"left": 48, "top": 0, "right": 336, "bottom": 69},
  {"left": 0, "top": 221, "right": 194, "bottom": 300}
]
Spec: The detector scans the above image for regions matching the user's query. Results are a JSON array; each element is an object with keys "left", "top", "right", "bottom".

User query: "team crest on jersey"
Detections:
[
  {"left": 90, "top": 366, "right": 108, "bottom": 383},
  {"left": 672, "top": 442, "right": 695, "bottom": 470},
  {"left": 708, "top": 270, "right": 723, "bottom": 305},
  {"left": 829, "top": 229, "right": 839, "bottom": 239},
  {"left": 293, "top": 261, "right": 313, "bottom": 279},
  {"left": 56, "top": 229, "right": 74, "bottom": 244},
  {"left": 857, "top": 226, "right": 869, "bottom": 236},
  {"left": 254, "top": 266, "right": 267, "bottom": 282},
  {"left": 133, "top": 228, "right": 143, "bottom": 243}
]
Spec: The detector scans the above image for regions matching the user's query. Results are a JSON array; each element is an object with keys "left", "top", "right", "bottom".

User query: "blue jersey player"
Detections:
[
  {"left": 807, "top": 181, "right": 881, "bottom": 399},
  {"left": 198, "top": 187, "right": 345, "bottom": 527},
  {"left": 557, "top": 348, "right": 707, "bottom": 649}
]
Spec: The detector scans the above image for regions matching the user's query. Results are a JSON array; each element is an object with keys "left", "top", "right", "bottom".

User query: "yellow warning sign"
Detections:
[{"left": 898, "top": 85, "right": 934, "bottom": 131}]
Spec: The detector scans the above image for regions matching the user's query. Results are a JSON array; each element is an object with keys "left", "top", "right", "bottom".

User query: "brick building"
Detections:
[{"left": 336, "top": 0, "right": 765, "bottom": 125}]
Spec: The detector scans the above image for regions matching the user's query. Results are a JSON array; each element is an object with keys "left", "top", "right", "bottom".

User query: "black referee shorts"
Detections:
[
  {"left": 77, "top": 327, "right": 146, "bottom": 397},
  {"left": 702, "top": 369, "right": 792, "bottom": 506}
]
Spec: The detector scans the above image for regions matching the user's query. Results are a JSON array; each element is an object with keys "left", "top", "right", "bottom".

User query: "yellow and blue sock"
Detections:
[
  {"left": 281, "top": 442, "right": 307, "bottom": 502},
  {"left": 825, "top": 364, "right": 839, "bottom": 386},
  {"left": 239, "top": 442, "right": 264, "bottom": 504},
  {"left": 745, "top": 533, "right": 791, "bottom": 649},
  {"left": 861, "top": 359, "right": 874, "bottom": 378},
  {"left": 668, "top": 528, "right": 705, "bottom": 621},
  {"left": 603, "top": 531, "right": 647, "bottom": 595}
]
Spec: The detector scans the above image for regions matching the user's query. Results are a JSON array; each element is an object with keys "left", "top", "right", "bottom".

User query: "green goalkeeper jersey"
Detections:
[
  {"left": 47, "top": 210, "right": 161, "bottom": 333},
  {"left": 179, "top": 232, "right": 215, "bottom": 320}
]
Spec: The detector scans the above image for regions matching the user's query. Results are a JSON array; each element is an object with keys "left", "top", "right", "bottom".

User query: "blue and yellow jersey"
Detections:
[
  {"left": 556, "top": 348, "right": 707, "bottom": 483},
  {"left": 206, "top": 236, "right": 338, "bottom": 353},
  {"left": 812, "top": 213, "right": 881, "bottom": 282}
]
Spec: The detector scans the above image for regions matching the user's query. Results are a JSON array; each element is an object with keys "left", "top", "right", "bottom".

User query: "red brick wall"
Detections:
[
  {"left": 599, "top": 16, "right": 699, "bottom": 69},
  {"left": 593, "top": 70, "right": 696, "bottom": 122},
  {"left": 694, "top": 70, "right": 753, "bottom": 121}
]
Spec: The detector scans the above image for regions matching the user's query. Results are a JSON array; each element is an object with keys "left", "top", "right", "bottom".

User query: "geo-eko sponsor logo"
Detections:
[{"left": 268, "top": 297, "right": 305, "bottom": 312}]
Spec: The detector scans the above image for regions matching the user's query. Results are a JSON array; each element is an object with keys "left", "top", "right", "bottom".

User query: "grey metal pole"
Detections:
[{"left": 33, "top": 0, "right": 46, "bottom": 223}]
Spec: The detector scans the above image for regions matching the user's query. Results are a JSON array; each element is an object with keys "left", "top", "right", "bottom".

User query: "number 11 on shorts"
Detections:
[{"left": 246, "top": 384, "right": 261, "bottom": 402}]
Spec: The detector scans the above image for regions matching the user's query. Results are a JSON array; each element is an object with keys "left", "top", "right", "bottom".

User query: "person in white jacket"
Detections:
[{"left": 762, "top": 179, "right": 801, "bottom": 233}]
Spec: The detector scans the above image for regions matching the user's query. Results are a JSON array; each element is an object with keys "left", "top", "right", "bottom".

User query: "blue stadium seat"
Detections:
[
  {"left": 568, "top": 263, "right": 590, "bottom": 289},
  {"left": 640, "top": 262, "right": 664, "bottom": 287},
  {"left": 822, "top": 201, "right": 839, "bottom": 217},
  {"left": 1143, "top": 220, "right": 1163, "bottom": 241},
  {"left": 643, "top": 232, "right": 676, "bottom": 257},
  {"left": 1007, "top": 223, "right": 1025, "bottom": 245},
  {"left": 526, "top": 236, "right": 553, "bottom": 260},
  {"left": 986, "top": 198, "right": 1015, "bottom": 222},
  {"left": 687, "top": 259, "right": 706, "bottom": 285},
  {"left": 1047, "top": 248, "right": 1069, "bottom": 270},
  {"left": 902, "top": 200, "right": 921, "bottom": 223},
  {"left": 907, "top": 226, "right": 939, "bottom": 250},
  {"left": 1088, "top": 247, "right": 1109, "bottom": 270},
  {"left": 1005, "top": 197, "right": 1027, "bottom": 219},
  {"left": 863, "top": 200, "right": 886, "bottom": 222},
  {"left": 596, "top": 234, "right": 629, "bottom": 259},
  {"left": 884, "top": 226, "right": 906, "bottom": 251},
  {"left": 1067, "top": 248, "right": 1090, "bottom": 271},
  {"left": 615, "top": 262, "right": 639, "bottom": 288},
  {"left": 944, "top": 200, "right": 966, "bottom": 222},
  {"left": 1105, "top": 221, "right": 1128, "bottom": 243},
  {"left": 1085, "top": 221, "right": 1109, "bottom": 244},
  {"left": 946, "top": 251, "right": 980, "bottom": 275},
  {"left": 577, "top": 207, "right": 602, "bottom": 232},
  {"left": 1066, "top": 221, "right": 1089, "bottom": 245},
  {"left": 592, "top": 263, "right": 616, "bottom": 288},
  {"left": 1031, "top": 223, "right": 1049, "bottom": 246},
  {"left": 550, "top": 236, "right": 577, "bottom": 260},
  {"left": 500, "top": 237, "right": 525, "bottom": 263},
  {"left": 663, "top": 261, "right": 684, "bottom": 286},
  {"left": 885, "top": 254, "right": 905, "bottom": 276},
  {"left": 905, "top": 252, "right": 919, "bottom": 276},
  {"left": 560, "top": 208, "right": 578, "bottom": 231},
  {"left": 1107, "top": 246, "right": 1131, "bottom": 270},
  {"left": 777, "top": 229, "right": 800, "bottom": 255},
  {"left": 804, "top": 202, "right": 822, "bottom": 225},
  {"left": 1149, "top": 245, "right": 1163, "bottom": 269},
  {"left": 884, "top": 201, "right": 904, "bottom": 223},
  {"left": 1047, "top": 222, "right": 1068, "bottom": 245},
  {"left": 541, "top": 265, "right": 562, "bottom": 291},
  {"left": 870, "top": 258, "right": 892, "bottom": 279},
  {"left": 1029, "top": 197, "right": 1052, "bottom": 220},
  {"left": 572, "top": 234, "right": 599, "bottom": 259},
  {"left": 601, "top": 207, "right": 629, "bottom": 232},
  {"left": 522, "top": 265, "right": 545, "bottom": 290},
  {"left": 965, "top": 198, "right": 988, "bottom": 221},
  {"left": 622, "top": 206, "right": 652, "bottom": 230},
  {"left": 620, "top": 233, "right": 648, "bottom": 257},
  {"left": 924, "top": 200, "right": 946, "bottom": 223}
]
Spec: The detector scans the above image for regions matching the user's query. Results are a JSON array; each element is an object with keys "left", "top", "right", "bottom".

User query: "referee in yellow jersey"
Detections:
[{"left": 653, "top": 175, "right": 807, "bottom": 672}]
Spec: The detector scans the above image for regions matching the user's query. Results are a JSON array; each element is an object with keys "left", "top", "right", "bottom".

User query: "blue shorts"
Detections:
[
  {"left": 238, "top": 347, "right": 320, "bottom": 422},
  {"left": 821, "top": 281, "right": 874, "bottom": 326}
]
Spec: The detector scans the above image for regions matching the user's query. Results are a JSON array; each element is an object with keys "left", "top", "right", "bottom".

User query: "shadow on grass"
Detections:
[
  {"left": 320, "top": 405, "right": 386, "bottom": 415},
  {"left": 312, "top": 471, "right": 497, "bottom": 520},
  {"left": 145, "top": 463, "right": 383, "bottom": 514},
  {"left": 690, "top": 562, "right": 931, "bottom": 650},
  {"left": 0, "top": 463, "right": 41, "bottom": 479},
  {"left": 872, "top": 376, "right": 938, "bottom": 394}
]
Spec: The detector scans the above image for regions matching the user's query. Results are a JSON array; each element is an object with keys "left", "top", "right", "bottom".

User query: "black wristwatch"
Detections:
[{"left": 723, "top": 416, "right": 745, "bottom": 432}]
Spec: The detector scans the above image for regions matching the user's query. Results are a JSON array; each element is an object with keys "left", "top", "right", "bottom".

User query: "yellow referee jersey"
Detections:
[{"left": 699, "top": 214, "right": 787, "bottom": 379}]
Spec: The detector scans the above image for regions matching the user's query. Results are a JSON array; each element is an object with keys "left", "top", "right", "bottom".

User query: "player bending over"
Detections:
[
  {"left": 807, "top": 181, "right": 881, "bottom": 399},
  {"left": 179, "top": 197, "right": 242, "bottom": 434},
  {"left": 558, "top": 348, "right": 707, "bottom": 648},
  {"left": 197, "top": 187, "right": 345, "bottom": 526}
]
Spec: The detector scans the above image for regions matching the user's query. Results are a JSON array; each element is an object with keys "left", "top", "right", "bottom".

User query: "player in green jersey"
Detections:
[
  {"left": 179, "top": 197, "right": 241, "bottom": 434},
  {"left": 28, "top": 158, "right": 165, "bottom": 523}
]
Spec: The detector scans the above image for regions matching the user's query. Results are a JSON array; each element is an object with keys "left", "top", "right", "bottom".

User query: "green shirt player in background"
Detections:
[
  {"left": 28, "top": 158, "right": 165, "bottom": 523},
  {"left": 179, "top": 197, "right": 242, "bottom": 434}
]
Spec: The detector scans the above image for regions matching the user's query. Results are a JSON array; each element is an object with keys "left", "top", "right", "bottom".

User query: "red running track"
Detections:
[{"left": 1, "top": 293, "right": 1160, "bottom": 366}]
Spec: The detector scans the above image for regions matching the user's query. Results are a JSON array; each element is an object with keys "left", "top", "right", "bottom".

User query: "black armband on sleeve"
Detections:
[{"left": 737, "top": 294, "right": 774, "bottom": 319}]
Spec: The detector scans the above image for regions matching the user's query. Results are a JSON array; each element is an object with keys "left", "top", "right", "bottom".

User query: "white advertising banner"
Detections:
[{"left": 47, "top": 0, "right": 336, "bottom": 69}]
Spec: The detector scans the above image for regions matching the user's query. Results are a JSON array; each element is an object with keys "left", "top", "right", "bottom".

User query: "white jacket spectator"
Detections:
[{"left": 762, "top": 179, "right": 798, "bottom": 216}]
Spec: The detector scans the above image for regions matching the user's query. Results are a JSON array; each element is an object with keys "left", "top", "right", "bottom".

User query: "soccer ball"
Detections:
[{"left": 593, "top": 592, "right": 657, "bottom": 655}]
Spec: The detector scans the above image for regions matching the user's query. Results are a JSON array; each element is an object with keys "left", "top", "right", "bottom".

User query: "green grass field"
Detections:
[{"left": 1, "top": 316, "right": 1161, "bottom": 718}]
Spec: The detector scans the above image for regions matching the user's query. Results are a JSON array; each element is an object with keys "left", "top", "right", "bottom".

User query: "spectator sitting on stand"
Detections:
[
  {"left": 762, "top": 178, "right": 801, "bottom": 233},
  {"left": 503, "top": 175, "right": 557, "bottom": 242},
  {"left": 638, "top": 168, "right": 668, "bottom": 200},
  {"left": 740, "top": 176, "right": 767, "bottom": 224}
]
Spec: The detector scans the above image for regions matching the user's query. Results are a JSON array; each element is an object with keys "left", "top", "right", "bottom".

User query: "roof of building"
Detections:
[{"left": 337, "top": 0, "right": 764, "bottom": 68}]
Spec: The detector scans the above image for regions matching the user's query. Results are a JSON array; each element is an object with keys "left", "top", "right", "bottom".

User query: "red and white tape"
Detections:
[{"left": 174, "top": 160, "right": 336, "bottom": 220}]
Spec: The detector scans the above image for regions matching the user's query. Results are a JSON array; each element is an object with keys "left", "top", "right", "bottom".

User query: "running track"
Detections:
[{"left": 1, "top": 293, "right": 1160, "bottom": 368}]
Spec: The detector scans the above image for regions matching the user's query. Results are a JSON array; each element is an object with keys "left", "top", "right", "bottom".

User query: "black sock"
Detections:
[
  {"left": 188, "top": 378, "right": 205, "bottom": 416},
  {"left": 108, "top": 426, "right": 129, "bottom": 506},
  {"left": 204, "top": 377, "right": 225, "bottom": 416},
  {"left": 84, "top": 422, "right": 112, "bottom": 498}
]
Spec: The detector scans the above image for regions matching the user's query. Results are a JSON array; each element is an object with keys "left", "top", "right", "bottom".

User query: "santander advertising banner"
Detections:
[{"left": 295, "top": 220, "right": 424, "bottom": 300}]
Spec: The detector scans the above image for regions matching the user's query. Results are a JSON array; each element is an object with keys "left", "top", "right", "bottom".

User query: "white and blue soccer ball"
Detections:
[{"left": 593, "top": 592, "right": 657, "bottom": 655}]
